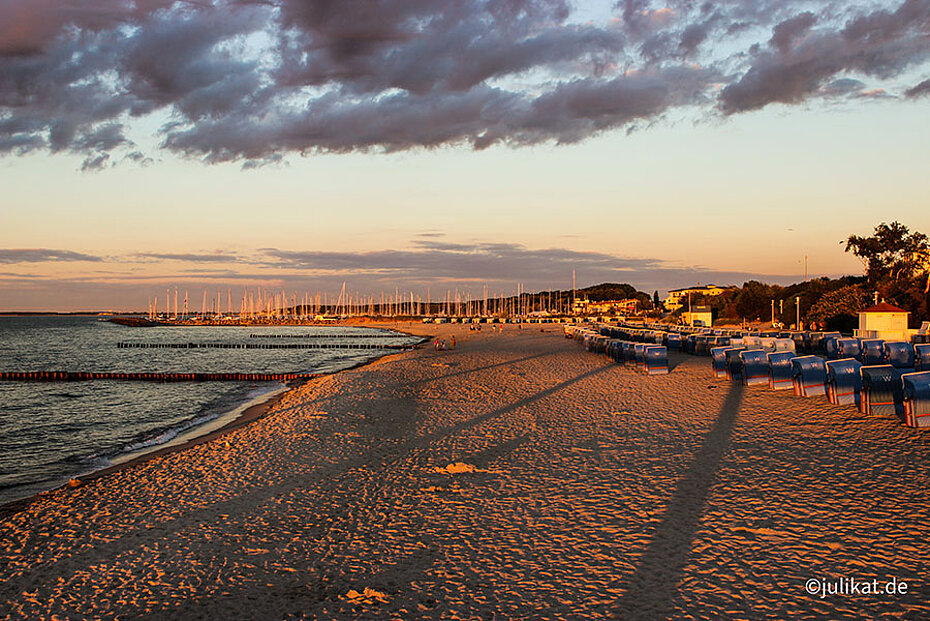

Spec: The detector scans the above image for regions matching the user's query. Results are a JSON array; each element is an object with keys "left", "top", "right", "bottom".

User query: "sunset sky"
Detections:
[{"left": 2, "top": 0, "right": 929, "bottom": 311}]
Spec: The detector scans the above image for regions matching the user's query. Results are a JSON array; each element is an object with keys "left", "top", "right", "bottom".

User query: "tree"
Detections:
[
  {"left": 734, "top": 280, "right": 780, "bottom": 322},
  {"left": 845, "top": 222, "right": 930, "bottom": 320},
  {"left": 806, "top": 284, "right": 869, "bottom": 333},
  {"left": 653, "top": 290, "right": 661, "bottom": 309}
]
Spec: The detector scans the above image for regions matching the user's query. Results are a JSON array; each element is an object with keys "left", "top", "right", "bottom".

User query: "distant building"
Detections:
[
  {"left": 588, "top": 299, "right": 640, "bottom": 315},
  {"left": 665, "top": 284, "right": 729, "bottom": 311},
  {"left": 573, "top": 297, "right": 640, "bottom": 315},
  {"left": 683, "top": 305, "right": 714, "bottom": 327},
  {"left": 856, "top": 302, "right": 910, "bottom": 341}
]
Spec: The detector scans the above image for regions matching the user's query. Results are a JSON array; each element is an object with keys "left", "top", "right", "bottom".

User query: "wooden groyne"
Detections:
[
  {"left": 117, "top": 342, "right": 414, "bottom": 350},
  {"left": 0, "top": 371, "right": 321, "bottom": 383},
  {"left": 248, "top": 333, "right": 404, "bottom": 339}
]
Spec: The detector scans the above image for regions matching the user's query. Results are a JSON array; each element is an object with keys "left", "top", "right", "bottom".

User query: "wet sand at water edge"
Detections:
[{"left": 2, "top": 323, "right": 929, "bottom": 619}]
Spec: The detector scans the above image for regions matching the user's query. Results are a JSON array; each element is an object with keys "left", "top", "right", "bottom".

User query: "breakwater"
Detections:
[
  {"left": 116, "top": 341, "right": 414, "bottom": 350},
  {"left": 0, "top": 371, "right": 320, "bottom": 382}
]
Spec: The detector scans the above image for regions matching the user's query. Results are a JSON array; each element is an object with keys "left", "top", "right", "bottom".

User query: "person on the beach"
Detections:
[{"left": 450, "top": 336, "right": 456, "bottom": 349}]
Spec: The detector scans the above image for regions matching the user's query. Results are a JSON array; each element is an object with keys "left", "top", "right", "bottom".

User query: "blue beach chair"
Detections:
[
  {"left": 768, "top": 351, "right": 796, "bottom": 390},
  {"left": 836, "top": 338, "right": 862, "bottom": 360},
  {"left": 740, "top": 350, "right": 770, "bottom": 386},
  {"left": 792, "top": 356, "right": 827, "bottom": 397},
  {"left": 725, "top": 348, "right": 745, "bottom": 382},
  {"left": 644, "top": 346, "right": 669, "bottom": 375},
  {"left": 884, "top": 342, "right": 915, "bottom": 370},
  {"left": 860, "top": 365, "right": 904, "bottom": 418},
  {"left": 915, "top": 344, "right": 930, "bottom": 372},
  {"left": 666, "top": 333, "right": 681, "bottom": 351},
  {"left": 902, "top": 372, "right": 930, "bottom": 428},
  {"left": 826, "top": 358, "right": 862, "bottom": 406},
  {"left": 860, "top": 339, "right": 886, "bottom": 366}
]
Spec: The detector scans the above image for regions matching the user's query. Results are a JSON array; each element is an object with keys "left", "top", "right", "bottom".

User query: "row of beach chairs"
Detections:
[
  {"left": 564, "top": 325, "right": 669, "bottom": 375},
  {"left": 568, "top": 321, "right": 930, "bottom": 428},
  {"left": 710, "top": 345, "right": 930, "bottom": 428}
]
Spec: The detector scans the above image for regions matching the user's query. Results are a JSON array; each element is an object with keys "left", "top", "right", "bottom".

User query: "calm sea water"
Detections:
[{"left": 0, "top": 316, "right": 418, "bottom": 505}]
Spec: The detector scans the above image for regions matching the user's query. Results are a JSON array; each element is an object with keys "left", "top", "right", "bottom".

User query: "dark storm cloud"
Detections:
[
  {"left": 0, "top": 248, "right": 103, "bottom": 263},
  {"left": 1, "top": 0, "right": 929, "bottom": 167}
]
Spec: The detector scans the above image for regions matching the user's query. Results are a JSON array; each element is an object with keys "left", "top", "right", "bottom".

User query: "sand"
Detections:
[{"left": 1, "top": 323, "right": 929, "bottom": 619}]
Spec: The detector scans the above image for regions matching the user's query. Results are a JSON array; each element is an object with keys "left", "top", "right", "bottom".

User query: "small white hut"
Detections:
[{"left": 857, "top": 302, "right": 910, "bottom": 341}]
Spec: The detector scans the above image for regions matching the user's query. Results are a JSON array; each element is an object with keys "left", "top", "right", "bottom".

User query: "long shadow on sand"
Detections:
[
  {"left": 1, "top": 358, "right": 617, "bottom": 600},
  {"left": 612, "top": 380, "right": 743, "bottom": 619}
]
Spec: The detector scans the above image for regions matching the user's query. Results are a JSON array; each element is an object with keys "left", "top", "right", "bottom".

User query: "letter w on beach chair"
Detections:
[
  {"left": 915, "top": 344, "right": 930, "bottom": 372},
  {"left": 739, "top": 350, "right": 770, "bottom": 386},
  {"left": 860, "top": 365, "right": 904, "bottom": 418},
  {"left": 644, "top": 346, "right": 669, "bottom": 375},
  {"left": 826, "top": 358, "right": 862, "bottom": 406},
  {"left": 767, "top": 351, "right": 795, "bottom": 390},
  {"left": 902, "top": 372, "right": 930, "bottom": 428},
  {"left": 792, "top": 356, "right": 827, "bottom": 397}
]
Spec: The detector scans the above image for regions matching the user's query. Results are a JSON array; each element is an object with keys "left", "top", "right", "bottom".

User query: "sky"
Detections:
[{"left": 1, "top": 0, "right": 929, "bottom": 311}]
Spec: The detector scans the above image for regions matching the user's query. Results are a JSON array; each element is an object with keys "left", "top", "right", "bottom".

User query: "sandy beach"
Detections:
[{"left": 1, "top": 323, "right": 929, "bottom": 619}]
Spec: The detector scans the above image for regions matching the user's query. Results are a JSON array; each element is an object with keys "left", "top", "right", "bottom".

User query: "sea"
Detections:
[{"left": 0, "top": 316, "right": 420, "bottom": 506}]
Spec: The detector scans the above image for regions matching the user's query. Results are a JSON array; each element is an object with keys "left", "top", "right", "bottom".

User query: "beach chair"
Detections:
[
  {"left": 622, "top": 341, "right": 636, "bottom": 364},
  {"left": 792, "top": 356, "right": 827, "bottom": 397},
  {"left": 725, "top": 348, "right": 745, "bottom": 382},
  {"left": 711, "top": 346, "right": 737, "bottom": 378},
  {"left": 759, "top": 337, "right": 777, "bottom": 351},
  {"left": 860, "top": 365, "right": 904, "bottom": 418},
  {"left": 644, "top": 346, "right": 669, "bottom": 375},
  {"left": 773, "top": 338, "right": 796, "bottom": 353},
  {"left": 860, "top": 339, "right": 886, "bottom": 366},
  {"left": 824, "top": 336, "right": 840, "bottom": 359},
  {"left": 606, "top": 339, "right": 621, "bottom": 363},
  {"left": 884, "top": 342, "right": 915, "bottom": 370},
  {"left": 826, "top": 358, "right": 862, "bottom": 406},
  {"left": 790, "top": 333, "right": 807, "bottom": 353},
  {"left": 836, "top": 338, "right": 862, "bottom": 360},
  {"left": 915, "top": 344, "right": 930, "bottom": 372},
  {"left": 666, "top": 333, "right": 681, "bottom": 351},
  {"left": 742, "top": 336, "right": 763, "bottom": 349},
  {"left": 768, "top": 351, "right": 796, "bottom": 390},
  {"left": 902, "top": 372, "right": 930, "bottom": 428},
  {"left": 739, "top": 350, "right": 770, "bottom": 386},
  {"left": 634, "top": 343, "right": 647, "bottom": 367}
]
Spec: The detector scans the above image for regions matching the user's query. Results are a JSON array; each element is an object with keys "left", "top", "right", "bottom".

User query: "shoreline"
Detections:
[{"left": 0, "top": 322, "right": 429, "bottom": 517}]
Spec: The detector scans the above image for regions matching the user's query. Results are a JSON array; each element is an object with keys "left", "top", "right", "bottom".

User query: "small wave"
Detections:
[
  {"left": 50, "top": 392, "right": 83, "bottom": 399},
  {"left": 121, "top": 410, "right": 221, "bottom": 453}
]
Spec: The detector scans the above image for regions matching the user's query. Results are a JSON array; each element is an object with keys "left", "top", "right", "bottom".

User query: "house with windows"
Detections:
[{"left": 664, "top": 284, "right": 730, "bottom": 311}]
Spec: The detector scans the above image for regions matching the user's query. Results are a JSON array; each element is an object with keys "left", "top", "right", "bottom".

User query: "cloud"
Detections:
[
  {"left": 1, "top": 0, "right": 929, "bottom": 167},
  {"left": 905, "top": 78, "right": 930, "bottom": 97},
  {"left": 0, "top": 240, "right": 826, "bottom": 310},
  {"left": 0, "top": 248, "right": 103, "bottom": 263},
  {"left": 135, "top": 252, "right": 242, "bottom": 263},
  {"left": 721, "top": 1, "right": 930, "bottom": 113}
]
